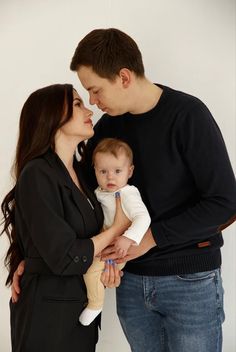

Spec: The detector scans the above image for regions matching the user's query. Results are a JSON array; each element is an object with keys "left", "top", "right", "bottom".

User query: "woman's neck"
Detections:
[{"left": 54, "top": 135, "right": 80, "bottom": 171}]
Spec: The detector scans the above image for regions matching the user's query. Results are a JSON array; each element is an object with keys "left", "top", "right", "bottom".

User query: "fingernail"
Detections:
[{"left": 115, "top": 192, "right": 120, "bottom": 198}]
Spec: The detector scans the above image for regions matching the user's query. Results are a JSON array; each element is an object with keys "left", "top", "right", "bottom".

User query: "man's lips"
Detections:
[{"left": 99, "top": 106, "right": 108, "bottom": 112}]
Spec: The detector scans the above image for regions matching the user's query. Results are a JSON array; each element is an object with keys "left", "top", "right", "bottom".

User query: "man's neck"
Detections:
[{"left": 128, "top": 79, "right": 163, "bottom": 115}]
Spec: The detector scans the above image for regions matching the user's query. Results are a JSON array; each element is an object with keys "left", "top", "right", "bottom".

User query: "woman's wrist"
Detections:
[{"left": 91, "top": 227, "right": 117, "bottom": 257}]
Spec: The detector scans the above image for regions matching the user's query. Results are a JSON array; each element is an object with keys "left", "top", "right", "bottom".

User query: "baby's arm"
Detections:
[
  {"left": 114, "top": 236, "right": 135, "bottom": 257},
  {"left": 120, "top": 186, "right": 151, "bottom": 245}
]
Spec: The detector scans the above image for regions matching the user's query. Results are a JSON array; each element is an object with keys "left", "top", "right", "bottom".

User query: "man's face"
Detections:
[{"left": 77, "top": 66, "right": 129, "bottom": 116}]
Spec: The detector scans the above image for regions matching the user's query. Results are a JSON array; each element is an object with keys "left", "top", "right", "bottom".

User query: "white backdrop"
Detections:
[{"left": 0, "top": 1, "right": 235, "bottom": 351}]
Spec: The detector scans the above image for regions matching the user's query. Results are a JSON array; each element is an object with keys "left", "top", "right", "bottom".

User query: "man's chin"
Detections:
[
  {"left": 100, "top": 107, "right": 122, "bottom": 117},
  {"left": 106, "top": 110, "right": 120, "bottom": 117}
]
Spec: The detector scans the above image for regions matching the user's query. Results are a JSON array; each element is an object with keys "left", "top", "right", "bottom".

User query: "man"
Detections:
[
  {"left": 13, "top": 28, "right": 236, "bottom": 351},
  {"left": 69, "top": 28, "right": 236, "bottom": 352}
]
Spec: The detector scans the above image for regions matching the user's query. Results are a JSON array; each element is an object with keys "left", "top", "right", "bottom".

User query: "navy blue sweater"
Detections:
[{"left": 85, "top": 84, "right": 236, "bottom": 276}]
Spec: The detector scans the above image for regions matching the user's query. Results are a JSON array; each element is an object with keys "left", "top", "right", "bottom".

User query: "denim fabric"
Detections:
[{"left": 116, "top": 269, "right": 224, "bottom": 352}]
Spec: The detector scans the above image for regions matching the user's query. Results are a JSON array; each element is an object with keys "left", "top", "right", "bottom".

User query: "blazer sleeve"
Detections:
[
  {"left": 121, "top": 186, "right": 151, "bottom": 244},
  {"left": 16, "top": 162, "right": 94, "bottom": 276}
]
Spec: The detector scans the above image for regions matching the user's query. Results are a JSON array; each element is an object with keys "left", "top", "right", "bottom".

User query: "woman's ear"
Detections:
[{"left": 119, "top": 68, "right": 132, "bottom": 88}]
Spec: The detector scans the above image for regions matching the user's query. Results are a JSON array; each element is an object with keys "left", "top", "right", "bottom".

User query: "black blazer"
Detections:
[{"left": 11, "top": 149, "right": 103, "bottom": 352}]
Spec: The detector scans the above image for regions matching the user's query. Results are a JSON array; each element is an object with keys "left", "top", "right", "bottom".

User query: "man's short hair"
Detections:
[{"left": 70, "top": 28, "right": 144, "bottom": 80}]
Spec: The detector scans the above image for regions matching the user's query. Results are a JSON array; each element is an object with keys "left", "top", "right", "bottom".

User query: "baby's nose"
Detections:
[{"left": 107, "top": 172, "right": 113, "bottom": 179}]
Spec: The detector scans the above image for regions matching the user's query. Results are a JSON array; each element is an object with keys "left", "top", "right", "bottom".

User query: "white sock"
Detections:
[{"left": 79, "top": 307, "right": 102, "bottom": 326}]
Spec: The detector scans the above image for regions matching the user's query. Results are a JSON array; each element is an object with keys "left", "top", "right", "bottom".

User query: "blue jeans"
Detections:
[{"left": 116, "top": 269, "right": 224, "bottom": 352}]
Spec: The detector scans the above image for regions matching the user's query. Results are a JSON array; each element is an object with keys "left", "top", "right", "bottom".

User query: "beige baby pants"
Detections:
[{"left": 83, "top": 257, "right": 125, "bottom": 310}]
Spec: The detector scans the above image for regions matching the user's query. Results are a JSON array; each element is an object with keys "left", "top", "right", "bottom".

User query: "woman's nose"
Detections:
[{"left": 87, "top": 109, "right": 93, "bottom": 117}]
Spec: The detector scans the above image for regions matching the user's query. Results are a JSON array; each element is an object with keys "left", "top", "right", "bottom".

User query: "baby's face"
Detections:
[{"left": 94, "top": 152, "right": 134, "bottom": 192}]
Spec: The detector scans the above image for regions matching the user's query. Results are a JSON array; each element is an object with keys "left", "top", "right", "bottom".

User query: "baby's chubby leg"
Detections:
[{"left": 79, "top": 257, "right": 106, "bottom": 326}]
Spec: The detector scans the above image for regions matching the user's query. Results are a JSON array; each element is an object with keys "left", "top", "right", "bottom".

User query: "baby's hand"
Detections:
[{"left": 114, "top": 236, "right": 135, "bottom": 258}]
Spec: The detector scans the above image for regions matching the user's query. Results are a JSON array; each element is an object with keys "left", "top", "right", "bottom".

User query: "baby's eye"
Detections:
[
  {"left": 100, "top": 170, "right": 106, "bottom": 174},
  {"left": 115, "top": 169, "right": 122, "bottom": 174}
]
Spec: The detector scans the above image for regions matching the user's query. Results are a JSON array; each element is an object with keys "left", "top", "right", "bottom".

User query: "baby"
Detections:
[{"left": 79, "top": 138, "right": 151, "bottom": 326}]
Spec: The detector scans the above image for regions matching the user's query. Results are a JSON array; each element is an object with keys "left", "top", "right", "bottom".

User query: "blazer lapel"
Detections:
[
  {"left": 74, "top": 161, "right": 104, "bottom": 230},
  {"left": 43, "top": 149, "right": 72, "bottom": 187},
  {"left": 43, "top": 149, "right": 103, "bottom": 233}
]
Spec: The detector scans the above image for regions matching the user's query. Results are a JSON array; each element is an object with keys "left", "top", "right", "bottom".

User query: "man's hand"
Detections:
[
  {"left": 11, "top": 260, "right": 25, "bottom": 303},
  {"left": 101, "top": 228, "right": 156, "bottom": 263}
]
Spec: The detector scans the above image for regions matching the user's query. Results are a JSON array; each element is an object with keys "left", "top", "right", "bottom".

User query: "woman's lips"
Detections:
[{"left": 84, "top": 118, "right": 93, "bottom": 126}]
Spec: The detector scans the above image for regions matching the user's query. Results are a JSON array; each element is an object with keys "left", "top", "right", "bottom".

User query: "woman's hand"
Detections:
[
  {"left": 101, "top": 228, "right": 156, "bottom": 263},
  {"left": 11, "top": 260, "right": 25, "bottom": 303},
  {"left": 112, "top": 192, "right": 131, "bottom": 235},
  {"left": 100, "top": 260, "right": 123, "bottom": 288}
]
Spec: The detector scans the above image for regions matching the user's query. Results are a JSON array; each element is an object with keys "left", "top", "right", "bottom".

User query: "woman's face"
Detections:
[{"left": 60, "top": 90, "right": 94, "bottom": 142}]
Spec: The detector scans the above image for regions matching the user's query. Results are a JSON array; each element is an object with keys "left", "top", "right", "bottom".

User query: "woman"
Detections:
[{"left": 1, "top": 84, "right": 128, "bottom": 352}]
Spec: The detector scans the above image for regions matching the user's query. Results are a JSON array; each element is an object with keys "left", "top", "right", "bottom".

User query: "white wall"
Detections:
[{"left": 0, "top": 0, "right": 235, "bottom": 351}]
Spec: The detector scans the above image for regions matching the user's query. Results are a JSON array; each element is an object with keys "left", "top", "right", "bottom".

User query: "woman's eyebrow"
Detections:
[{"left": 73, "top": 97, "right": 82, "bottom": 103}]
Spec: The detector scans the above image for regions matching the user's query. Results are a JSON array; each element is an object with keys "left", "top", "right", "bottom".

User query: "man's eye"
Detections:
[
  {"left": 93, "top": 90, "right": 99, "bottom": 95},
  {"left": 115, "top": 169, "right": 122, "bottom": 174},
  {"left": 100, "top": 170, "right": 106, "bottom": 174}
]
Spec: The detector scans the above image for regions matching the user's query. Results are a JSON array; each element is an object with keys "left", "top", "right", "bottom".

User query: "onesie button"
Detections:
[
  {"left": 74, "top": 256, "right": 80, "bottom": 263},
  {"left": 82, "top": 256, "right": 87, "bottom": 263}
]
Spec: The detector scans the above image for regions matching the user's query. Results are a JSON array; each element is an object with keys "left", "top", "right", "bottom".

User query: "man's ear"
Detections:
[
  {"left": 128, "top": 165, "right": 134, "bottom": 178},
  {"left": 119, "top": 68, "right": 132, "bottom": 88}
]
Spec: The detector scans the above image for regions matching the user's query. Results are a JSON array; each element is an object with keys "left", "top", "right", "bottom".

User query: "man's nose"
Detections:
[{"left": 89, "top": 94, "right": 98, "bottom": 106}]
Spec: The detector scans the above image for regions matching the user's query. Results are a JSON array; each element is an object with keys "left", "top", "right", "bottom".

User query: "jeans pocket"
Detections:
[{"left": 177, "top": 269, "right": 217, "bottom": 282}]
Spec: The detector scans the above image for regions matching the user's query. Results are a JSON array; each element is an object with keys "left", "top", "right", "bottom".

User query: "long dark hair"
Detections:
[{"left": 1, "top": 83, "right": 87, "bottom": 285}]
